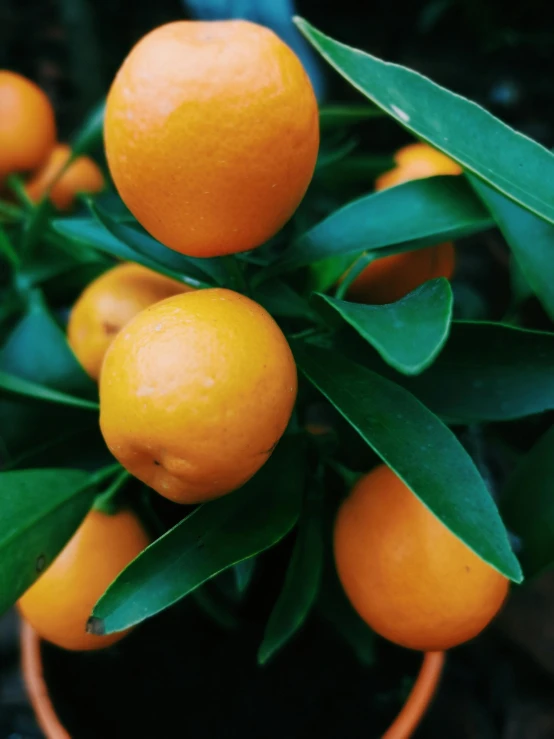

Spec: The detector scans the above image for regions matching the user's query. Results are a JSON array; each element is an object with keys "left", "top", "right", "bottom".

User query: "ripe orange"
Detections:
[
  {"left": 375, "top": 142, "right": 462, "bottom": 190},
  {"left": 104, "top": 20, "right": 319, "bottom": 258},
  {"left": 68, "top": 262, "right": 189, "bottom": 381},
  {"left": 18, "top": 508, "right": 150, "bottom": 651},
  {"left": 345, "top": 243, "right": 455, "bottom": 305},
  {"left": 99, "top": 288, "right": 297, "bottom": 504},
  {"left": 25, "top": 143, "right": 104, "bottom": 210},
  {"left": 345, "top": 141, "right": 459, "bottom": 304},
  {"left": 0, "top": 71, "right": 56, "bottom": 179},
  {"left": 334, "top": 465, "right": 509, "bottom": 651}
]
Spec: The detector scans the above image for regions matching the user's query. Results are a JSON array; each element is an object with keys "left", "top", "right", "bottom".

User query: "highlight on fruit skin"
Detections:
[
  {"left": 99, "top": 288, "right": 297, "bottom": 504},
  {"left": 17, "top": 508, "right": 150, "bottom": 651},
  {"left": 68, "top": 262, "right": 190, "bottom": 381},
  {"left": 333, "top": 465, "right": 509, "bottom": 652},
  {"left": 344, "top": 141, "right": 460, "bottom": 305},
  {"left": 25, "top": 143, "right": 104, "bottom": 210},
  {"left": 104, "top": 20, "right": 319, "bottom": 258},
  {"left": 0, "top": 70, "right": 56, "bottom": 179}
]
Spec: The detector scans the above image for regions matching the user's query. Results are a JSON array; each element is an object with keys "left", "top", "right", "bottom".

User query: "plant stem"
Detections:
[
  {"left": 334, "top": 252, "right": 375, "bottom": 300},
  {"left": 93, "top": 468, "right": 131, "bottom": 513}
]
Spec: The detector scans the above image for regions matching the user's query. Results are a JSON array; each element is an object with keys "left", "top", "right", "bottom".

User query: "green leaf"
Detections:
[
  {"left": 258, "top": 487, "right": 323, "bottom": 665},
  {"left": 502, "top": 425, "right": 554, "bottom": 578},
  {"left": 0, "top": 291, "right": 97, "bottom": 460},
  {"left": 253, "top": 279, "right": 317, "bottom": 320},
  {"left": 296, "top": 18, "right": 554, "bottom": 225},
  {"left": 0, "top": 291, "right": 95, "bottom": 398},
  {"left": 316, "top": 138, "right": 358, "bottom": 171},
  {"left": 70, "top": 99, "right": 105, "bottom": 158},
  {"left": 469, "top": 176, "right": 554, "bottom": 321},
  {"left": 0, "top": 468, "right": 94, "bottom": 614},
  {"left": 0, "top": 223, "right": 19, "bottom": 268},
  {"left": 90, "top": 203, "right": 225, "bottom": 286},
  {"left": 21, "top": 199, "right": 55, "bottom": 258},
  {"left": 90, "top": 437, "right": 305, "bottom": 634},
  {"left": 319, "top": 104, "right": 383, "bottom": 129},
  {"left": 261, "top": 176, "right": 491, "bottom": 281},
  {"left": 316, "top": 278, "right": 452, "bottom": 375},
  {"left": 294, "top": 342, "right": 522, "bottom": 582},
  {"left": 400, "top": 322, "right": 554, "bottom": 421},
  {"left": 0, "top": 370, "right": 98, "bottom": 411},
  {"left": 339, "top": 321, "right": 554, "bottom": 422},
  {"left": 233, "top": 557, "right": 257, "bottom": 595},
  {"left": 52, "top": 217, "right": 206, "bottom": 289}
]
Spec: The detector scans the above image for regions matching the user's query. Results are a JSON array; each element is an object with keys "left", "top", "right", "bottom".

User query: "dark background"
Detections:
[{"left": 2, "top": 0, "right": 554, "bottom": 737}]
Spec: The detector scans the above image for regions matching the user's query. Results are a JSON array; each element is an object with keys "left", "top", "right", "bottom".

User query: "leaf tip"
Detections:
[{"left": 86, "top": 615, "right": 106, "bottom": 636}]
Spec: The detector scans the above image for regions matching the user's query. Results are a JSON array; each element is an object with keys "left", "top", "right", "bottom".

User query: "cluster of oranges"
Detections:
[
  {"left": 0, "top": 71, "right": 104, "bottom": 209},
  {"left": 4, "top": 20, "right": 508, "bottom": 655}
]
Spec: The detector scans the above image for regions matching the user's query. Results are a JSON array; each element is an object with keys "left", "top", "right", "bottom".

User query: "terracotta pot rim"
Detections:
[{"left": 20, "top": 620, "right": 445, "bottom": 739}]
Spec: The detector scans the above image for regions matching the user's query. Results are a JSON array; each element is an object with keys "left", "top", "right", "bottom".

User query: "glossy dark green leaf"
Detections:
[
  {"left": 319, "top": 104, "right": 383, "bottom": 129},
  {"left": 91, "top": 203, "right": 224, "bottom": 286},
  {"left": 52, "top": 217, "right": 204, "bottom": 289},
  {"left": 399, "top": 322, "right": 554, "bottom": 421},
  {"left": 0, "top": 468, "right": 94, "bottom": 613},
  {"left": 253, "top": 279, "right": 317, "bottom": 320},
  {"left": 502, "top": 425, "right": 554, "bottom": 578},
  {"left": 258, "top": 488, "right": 323, "bottom": 665},
  {"left": 0, "top": 291, "right": 97, "bottom": 460},
  {"left": 261, "top": 176, "right": 491, "bottom": 281},
  {"left": 0, "top": 370, "right": 98, "bottom": 410},
  {"left": 296, "top": 18, "right": 554, "bottom": 225},
  {"left": 91, "top": 437, "right": 305, "bottom": 634},
  {"left": 294, "top": 342, "right": 522, "bottom": 582},
  {"left": 339, "top": 321, "right": 554, "bottom": 422},
  {"left": 0, "top": 290, "right": 95, "bottom": 398},
  {"left": 470, "top": 176, "right": 554, "bottom": 321},
  {"left": 316, "top": 278, "right": 452, "bottom": 375}
]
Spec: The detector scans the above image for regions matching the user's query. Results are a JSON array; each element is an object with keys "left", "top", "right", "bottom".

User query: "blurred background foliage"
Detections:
[{"left": 1, "top": 0, "right": 553, "bottom": 146}]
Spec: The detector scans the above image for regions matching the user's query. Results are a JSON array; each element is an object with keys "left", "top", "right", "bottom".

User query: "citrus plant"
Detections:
[{"left": 2, "top": 14, "right": 554, "bottom": 685}]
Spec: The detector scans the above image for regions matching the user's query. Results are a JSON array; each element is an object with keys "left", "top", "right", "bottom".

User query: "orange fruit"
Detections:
[
  {"left": 334, "top": 465, "right": 509, "bottom": 651},
  {"left": 104, "top": 20, "right": 319, "bottom": 258},
  {"left": 375, "top": 142, "right": 462, "bottom": 190},
  {"left": 99, "top": 288, "right": 297, "bottom": 504},
  {"left": 18, "top": 508, "right": 150, "bottom": 651},
  {"left": 25, "top": 143, "right": 104, "bottom": 210},
  {"left": 344, "top": 141, "right": 459, "bottom": 305},
  {"left": 345, "top": 243, "right": 455, "bottom": 305},
  {"left": 0, "top": 71, "right": 56, "bottom": 179},
  {"left": 68, "top": 262, "right": 189, "bottom": 381}
]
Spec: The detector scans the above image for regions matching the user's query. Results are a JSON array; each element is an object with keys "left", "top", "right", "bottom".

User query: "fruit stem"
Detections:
[{"left": 334, "top": 252, "right": 375, "bottom": 300}]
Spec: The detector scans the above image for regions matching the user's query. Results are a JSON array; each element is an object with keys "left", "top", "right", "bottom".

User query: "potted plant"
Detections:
[{"left": 1, "top": 11, "right": 553, "bottom": 738}]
